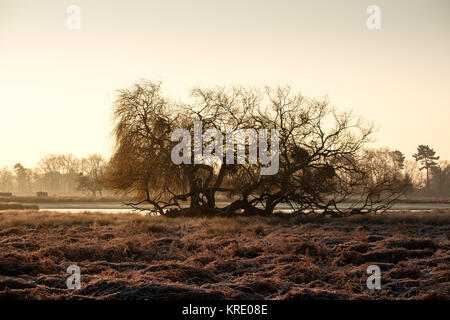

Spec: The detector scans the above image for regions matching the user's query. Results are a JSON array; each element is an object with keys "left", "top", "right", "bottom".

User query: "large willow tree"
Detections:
[{"left": 105, "top": 80, "right": 411, "bottom": 216}]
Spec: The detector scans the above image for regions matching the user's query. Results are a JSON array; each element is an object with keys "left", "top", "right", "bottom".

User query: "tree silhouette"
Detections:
[
  {"left": 413, "top": 145, "right": 439, "bottom": 188},
  {"left": 13, "top": 163, "right": 31, "bottom": 193},
  {"left": 105, "top": 80, "right": 411, "bottom": 216},
  {"left": 391, "top": 150, "right": 405, "bottom": 170},
  {"left": 77, "top": 154, "right": 106, "bottom": 196}
]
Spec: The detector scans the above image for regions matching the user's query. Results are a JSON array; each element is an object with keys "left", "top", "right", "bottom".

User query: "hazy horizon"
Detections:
[{"left": 1, "top": 0, "right": 449, "bottom": 168}]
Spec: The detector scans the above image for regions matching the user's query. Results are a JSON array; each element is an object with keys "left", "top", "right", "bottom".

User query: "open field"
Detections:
[{"left": 0, "top": 210, "right": 449, "bottom": 300}]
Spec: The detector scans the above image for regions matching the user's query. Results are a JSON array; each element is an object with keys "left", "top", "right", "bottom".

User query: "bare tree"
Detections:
[
  {"left": 104, "top": 81, "right": 187, "bottom": 214},
  {"left": 0, "top": 167, "right": 14, "bottom": 192},
  {"left": 78, "top": 154, "right": 106, "bottom": 196},
  {"left": 106, "top": 80, "right": 411, "bottom": 216},
  {"left": 219, "top": 88, "right": 410, "bottom": 216},
  {"left": 35, "top": 154, "right": 80, "bottom": 193},
  {"left": 13, "top": 163, "right": 32, "bottom": 193}
]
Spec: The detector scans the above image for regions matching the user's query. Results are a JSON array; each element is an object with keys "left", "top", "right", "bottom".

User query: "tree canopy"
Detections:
[{"left": 105, "top": 80, "right": 411, "bottom": 216}]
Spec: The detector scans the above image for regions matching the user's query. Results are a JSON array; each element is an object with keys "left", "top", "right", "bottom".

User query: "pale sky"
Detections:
[{"left": 0, "top": 0, "right": 449, "bottom": 168}]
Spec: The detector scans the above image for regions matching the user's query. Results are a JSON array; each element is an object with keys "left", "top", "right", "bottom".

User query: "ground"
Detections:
[{"left": 0, "top": 210, "right": 448, "bottom": 300}]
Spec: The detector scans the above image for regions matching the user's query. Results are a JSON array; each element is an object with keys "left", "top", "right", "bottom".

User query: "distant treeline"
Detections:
[
  {"left": 0, "top": 154, "right": 106, "bottom": 196},
  {"left": 0, "top": 147, "right": 449, "bottom": 198}
]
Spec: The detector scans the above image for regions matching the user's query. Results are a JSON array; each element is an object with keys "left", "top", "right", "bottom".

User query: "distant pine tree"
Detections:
[{"left": 413, "top": 145, "right": 439, "bottom": 189}]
